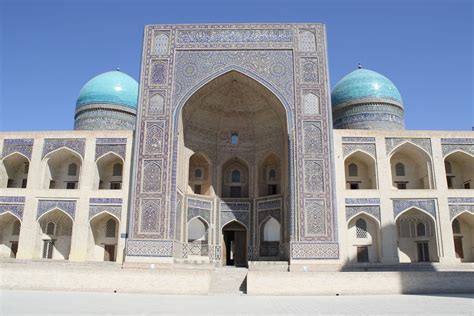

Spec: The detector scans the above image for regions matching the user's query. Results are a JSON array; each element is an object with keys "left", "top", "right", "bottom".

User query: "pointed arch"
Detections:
[
  {"left": 390, "top": 142, "right": 434, "bottom": 189},
  {"left": 95, "top": 152, "right": 124, "bottom": 190},
  {"left": 260, "top": 215, "right": 281, "bottom": 242},
  {"left": 172, "top": 67, "right": 293, "bottom": 130},
  {"left": 444, "top": 150, "right": 474, "bottom": 189},
  {"left": 346, "top": 211, "right": 381, "bottom": 227},
  {"left": 394, "top": 206, "right": 437, "bottom": 223},
  {"left": 42, "top": 146, "right": 83, "bottom": 163},
  {"left": 221, "top": 219, "right": 248, "bottom": 230},
  {"left": 1, "top": 151, "right": 30, "bottom": 163},
  {"left": 89, "top": 210, "right": 121, "bottom": 224},
  {"left": 344, "top": 150, "right": 378, "bottom": 189},
  {"left": 0, "top": 211, "right": 22, "bottom": 222},
  {"left": 37, "top": 207, "right": 74, "bottom": 223}
]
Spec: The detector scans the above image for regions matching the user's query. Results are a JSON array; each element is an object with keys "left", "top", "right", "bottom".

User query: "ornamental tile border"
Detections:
[
  {"left": 385, "top": 138, "right": 432, "bottom": 156},
  {"left": 89, "top": 198, "right": 123, "bottom": 204},
  {"left": 187, "top": 207, "right": 211, "bottom": 224},
  {"left": 448, "top": 197, "right": 474, "bottom": 204},
  {"left": 37, "top": 200, "right": 76, "bottom": 220},
  {"left": 257, "top": 198, "right": 282, "bottom": 211},
  {"left": 345, "top": 198, "right": 380, "bottom": 205},
  {"left": 341, "top": 137, "right": 376, "bottom": 143},
  {"left": 449, "top": 205, "right": 474, "bottom": 220},
  {"left": 220, "top": 201, "right": 251, "bottom": 212},
  {"left": 441, "top": 138, "right": 474, "bottom": 145},
  {"left": 42, "top": 138, "right": 86, "bottom": 158},
  {"left": 0, "top": 196, "right": 25, "bottom": 203},
  {"left": 342, "top": 143, "right": 376, "bottom": 159},
  {"left": 126, "top": 239, "right": 173, "bottom": 257},
  {"left": 392, "top": 199, "right": 437, "bottom": 219},
  {"left": 96, "top": 138, "right": 127, "bottom": 145},
  {"left": 89, "top": 205, "right": 122, "bottom": 221},
  {"left": 2, "top": 139, "right": 34, "bottom": 160},
  {"left": 345, "top": 206, "right": 381, "bottom": 222},
  {"left": 187, "top": 197, "right": 213, "bottom": 210},
  {"left": 95, "top": 144, "right": 126, "bottom": 160},
  {"left": 0, "top": 204, "right": 24, "bottom": 220},
  {"left": 441, "top": 144, "right": 474, "bottom": 157},
  {"left": 290, "top": 242, "right": 339, "bottom": 259}
]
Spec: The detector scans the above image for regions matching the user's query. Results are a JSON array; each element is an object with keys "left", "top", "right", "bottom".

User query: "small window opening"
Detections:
[
  {"left": 231, "top": 132, "right": 239, "bottom": 145},
  {"left": 112, "top": 163, "right": 123, "bottom": 177},
  {"left": 231, "top": 170, "right": 240, "bottom": 183},
  {"left": 348, "top": 163, "right": 358, "bottom": 177},
  {"left": 68, "top": 163, "right": 78, "bottom": 176},
  {"left": 395, "top": 163, "right": 405, "bottom": 176}
]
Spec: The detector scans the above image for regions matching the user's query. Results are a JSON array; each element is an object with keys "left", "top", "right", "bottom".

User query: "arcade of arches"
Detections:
[{"left": 176, "top": 71, "right": 288, "bottom": 265}]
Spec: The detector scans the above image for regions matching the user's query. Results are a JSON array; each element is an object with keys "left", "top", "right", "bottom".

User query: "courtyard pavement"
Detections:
[{"left": 1, "top": 290, "right": 473, "bottom": 315}]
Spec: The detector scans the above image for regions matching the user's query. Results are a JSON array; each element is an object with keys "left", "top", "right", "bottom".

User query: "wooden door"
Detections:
[
  {"left": 357, "top": 246, "right": 369, "bottom": 262},
  {"left": 10, "top": 241, "right": 18, "bottom": 258},
  {"left": 104, "top": 245, "right": 116, "bottom": 262},
  {"left": 454, "top": 237, "right": 464, "bottom": 259},
  {"left": 234, "top": 231, "right": 247, "bottom": 267},
  {"left": 417, "top": 242, "right": 430, "bottom": 262}
]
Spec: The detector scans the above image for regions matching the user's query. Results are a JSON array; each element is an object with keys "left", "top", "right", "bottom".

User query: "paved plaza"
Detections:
[{"left": 1, "top": 290, "right": 473, "bottom": 315}]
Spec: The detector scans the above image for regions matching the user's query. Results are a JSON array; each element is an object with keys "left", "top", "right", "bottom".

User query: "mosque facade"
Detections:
[{"left": 1, "top": 24, "right": 473, "bottom": 270}]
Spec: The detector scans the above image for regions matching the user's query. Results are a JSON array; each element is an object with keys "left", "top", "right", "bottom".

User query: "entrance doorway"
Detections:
[
  {"left": 222, "top": 221, "right": 247, "bottom": 267},
  {"left": 454, "top": 237, "right": 464, "bottom": 259},
  {"left": 104, "top": 244, "right": 116, "bottom": 262},
  {"left": 417, "top": 242, "right": 430, "bottom": 262}
]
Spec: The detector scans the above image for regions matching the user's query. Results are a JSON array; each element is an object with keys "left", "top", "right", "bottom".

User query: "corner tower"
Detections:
[
  {"left": 331, "top": 67, "right": 405, "bottom": 130},
  {"left": 74, "top": 70, "right": 138, "bottom": 130}
]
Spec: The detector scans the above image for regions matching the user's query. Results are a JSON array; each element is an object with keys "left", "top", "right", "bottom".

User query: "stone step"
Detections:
[{"left": 209, "top": 268, "right": 248, "bottom": 295}]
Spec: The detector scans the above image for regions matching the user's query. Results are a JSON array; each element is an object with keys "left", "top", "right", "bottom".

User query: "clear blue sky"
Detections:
[{"left": 0, "top": 0, "right": 472, "bottom": 131}]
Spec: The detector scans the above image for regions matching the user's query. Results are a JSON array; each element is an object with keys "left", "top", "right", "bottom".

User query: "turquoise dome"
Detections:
[
  {"left": 331, "top": 69, "right": 402, "bottom": 108},
  {"left": 76, "top": 71, "right": 139, "bottom": 110}
]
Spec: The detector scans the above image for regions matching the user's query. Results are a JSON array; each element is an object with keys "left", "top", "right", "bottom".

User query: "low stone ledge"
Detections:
[
  {"left": 247, "top": 271, "right": 474, "bottom": 295},
  {"left": 1, "top": 262, "right": 211, "bottom": 295}
]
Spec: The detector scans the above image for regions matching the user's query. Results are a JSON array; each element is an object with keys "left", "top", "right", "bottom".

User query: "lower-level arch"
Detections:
[
  {"left": 451, "top": 211, "right": 474, "bottom": 262},
  {"left": 88, "top": 212, "right": 119, "bottom": 262},
  {"left": 0, "top": 212, "right": 21, "bottom": 258},
  {"left": 346, "top": 213, "right": 381, "bottom": 263},
  {"left": 36, "top": 208, "right": 73, "bottom": 260},
  {"left": 396, "top": 208, "right": 439, "bottom": 263}
]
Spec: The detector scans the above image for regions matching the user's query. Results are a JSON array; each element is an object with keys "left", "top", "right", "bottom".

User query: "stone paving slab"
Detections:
[{"left": 1, "top": 290, "right": 473, "bottom": 315}]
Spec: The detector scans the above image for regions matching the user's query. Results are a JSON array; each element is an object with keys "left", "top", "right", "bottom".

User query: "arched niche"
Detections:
[
  {"left": 36, "top": 209, "right": 73, "bottom": 260},
  {"left": 176, "top": 70, "right": 289, "bottom": 200},
  {"left": 451, "top": 212, "right": 474, "bottom": 262},
  {"left": 396, "top": 208, "right": 438, "bottom": 263},
  {"left": 344, "top": 151, "right": 377, "bottom": 189},
  {"left": 390, "top": 143, "right": 434, "bottom": 189},
  {"left": 188, "top": 153, "right": 212, "bottom": 196},
  {"left": 0, "top": 213, "right": 21, "bottom": 258},
  {"left": 186, "top": 217, "right": 209, "bottom": 257},
  {"left": 346, "top": 213, "right": 380, "bottom": 263},
  {"left": 42, "top": 148, "right": 82, "bottom": 189},
  {"left": 444, "top": 151, "right": 474, "bottom": 189},
  {"left": 95, "top": 152, "right": 124, "bottom": 190},
  {"left": 221, "top": 158, "right": 249, "bottom": 198},
  {"left": 259, "top": 217, "right": 281, "bottom": 258},
  {"left": 259, "top": 153, "right": 281, "bottom": 197},
  {"left": 0, "top": 153, "right": 29, "bottom": 188},
  {"left": 88, "top": 212, "right": 119, "bottom": 262}
]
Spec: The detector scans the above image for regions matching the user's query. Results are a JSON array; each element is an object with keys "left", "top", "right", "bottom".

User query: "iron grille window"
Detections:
[{"left": 356, "top": 218, "right": 368, "bottom": 238}]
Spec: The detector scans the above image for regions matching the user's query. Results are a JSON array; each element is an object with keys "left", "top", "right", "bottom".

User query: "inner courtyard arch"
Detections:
[
  {"left": 444, "top": 151, "right": 474, "bottom": 189},
  {"left": 176, "top": 70, "right": 290, "bottom": 264},
  {"left": 451, "top": 212, "right": 474, "bottom": 262},
  {"left": 0, "top": 213, "right": 21, "bottom": 258}
]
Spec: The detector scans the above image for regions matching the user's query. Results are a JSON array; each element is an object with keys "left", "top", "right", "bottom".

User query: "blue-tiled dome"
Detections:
[
  {"left": 331, "top": 69, "right": 402, "bottom": 108},
  {"left": 76, "top": 70, "right": 139, "bottom": 110}
]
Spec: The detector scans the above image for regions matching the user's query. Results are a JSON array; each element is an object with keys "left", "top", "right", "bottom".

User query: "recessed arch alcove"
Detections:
[{"left": 175, "top": 70, "right": 290, "bottom": 263}]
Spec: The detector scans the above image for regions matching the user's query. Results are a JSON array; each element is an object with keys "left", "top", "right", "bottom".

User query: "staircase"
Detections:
[{"left": 209, "top": 267, "right": 248, "bottom": 295}]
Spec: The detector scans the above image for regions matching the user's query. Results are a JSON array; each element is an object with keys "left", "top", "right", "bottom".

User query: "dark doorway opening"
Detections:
[{"left": 222, "top": 221, "right": 247, "bottom": 267}]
